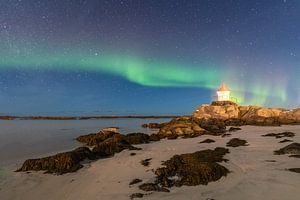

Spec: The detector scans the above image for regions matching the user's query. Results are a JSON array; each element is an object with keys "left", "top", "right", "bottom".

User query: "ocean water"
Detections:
[{"left": 0, "top": 118, "right": 170, "bottom": 169}]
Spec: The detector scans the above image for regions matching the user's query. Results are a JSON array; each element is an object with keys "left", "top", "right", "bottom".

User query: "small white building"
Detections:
[{"left": 216, "top": 83, "right": 230, "bottom": 101}]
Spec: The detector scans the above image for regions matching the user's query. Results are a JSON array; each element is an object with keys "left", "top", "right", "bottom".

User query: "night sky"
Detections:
[{"left": 0, "top": 0, "right": 299, "bottom": 116}]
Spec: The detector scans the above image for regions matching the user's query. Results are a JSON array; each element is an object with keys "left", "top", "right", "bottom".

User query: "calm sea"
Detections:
[{"left": 0, "top": 118, "right": 170, "bottom": 169}]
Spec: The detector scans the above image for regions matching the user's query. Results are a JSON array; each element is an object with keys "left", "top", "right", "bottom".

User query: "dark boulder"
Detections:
[
  {"left": 16, "top": 147, "right": 95, "bottom": 174},
  {"left": 228, "top": 127, "right": 242, "bottom": 132},
  {"left": 274, "top": 143, "right": 300, "bottom": 155},
  {"left": 167, "top": 134, "right": 179, "bottom": 139},
  {"left": 279, "top": 139, "right": 293, "bottom": 143},
  {"left": 76, "top": 127, "right": 119, "bottom": 146},
  {"left": 289, "top": 155, "right": 300, "bottom": 158},
  {"left": 195, "top": 118, "right": 227, "bottom": 135},
  {"left": 129, "top": 178, "right": 143, "bottom": 185},
  {"left": 262, "top": 132, "right": 295, "bottom": 139},
  {"left": 153, "top": 147, "right": 229, "bottom": 187},
  {"left": 226, "top": 138, "right": 248, "bottom": 147},
  {"left": 199, "top": 139, "right": 215, "bottom": 143},
  {"left": 92, "top": 134, "right": 140, "bottom": 158},
  {"left": 149, "top": 134, "right": 161, "bottom": 141},
  {"left": 288, "top": 168, "right": 300, "bottom": 173},
  {"left": 141, "top": 158, "right": 152, "bottom": 167},
  {"left": 157, "top": 117, "right": 208, "bottom": 138},
  {"left": 124, "top": 133, "right": 151, "bottom": 144}
]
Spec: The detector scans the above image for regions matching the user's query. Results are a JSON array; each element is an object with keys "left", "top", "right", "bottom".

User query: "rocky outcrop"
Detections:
[
  {"left": 228, "top": 127, "right": 242, "bottom": 132},
  {"left": 279, "top": 139, "right": 293, "bottom": 143},
  {"left": 274, "top": 143, "right": 300, "bottom": 155},
  {"left": 157, "top": 117, "right": 209, "bottom": 138},
  {"left": 193, "top": 102, "right": 239, "bottom": 120},
  {"left": 16, "top": 147, "right": 95, "bottom": 174},
  {"left": 76, "top": 127, "right": 119, "bottom": 146},
  {"left": 194, "top": 118, "right": 226, "bottom": 134},
  {"left": 193, "top": 101, "right": 300, "bottom": 126},
  {"left": 18, "top": 128, "right": 156, "bottom": 174},
  {"left": 154, "top": 147, "right": 229, "bottom": 187},
  {"left": 262, "top": 132, "right": 295, "bottom": 139},
  {"left": 140, "top": 158, "right": 152, "bottom": 167},
  {"left": 77, "top": 128, "right": 157, "bottom": 147},
  {"left": 199, "top": 139, "right": 215, "bottom": 143},
  {"left": 226, "top": 138, "right": 248, "bottom": 147},
  {"left": 92, "top": 134, "right": 141, "bottom": 158},
  {"left": 129, "top": 178, "right": 142, "bottom": 185},
  {"left": 136, "top": 148, "right": 229, "bottom": 195},
  {"left": 288, "top": 168, "right": 300, "bottom": 173}
]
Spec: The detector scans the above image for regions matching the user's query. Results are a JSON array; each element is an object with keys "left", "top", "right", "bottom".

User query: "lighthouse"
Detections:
[{"left": 216, "top": 83, "right": 230, "bottom": 101}]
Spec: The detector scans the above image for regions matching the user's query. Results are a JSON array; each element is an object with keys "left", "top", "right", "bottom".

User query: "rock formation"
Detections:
[
  {"left": 157, "top": 117, "right": 208, "bottom": 138},
  {"left": 193, "top": 101, "right": 300, "bottom": 126},
  {"left": 262, "top": 132, "right": 295, "bottom": 139},
  {"left": 199, "top": 139, "right": 215, "bottom": 143},
  {"left": 76, "top": 127, "right": 119, "bottom": 146},
  {"left": 154, "top": 147, "right": 229, "bottom": 187},
  {"left": 17, "top": 128, "right": 159, "bottom": 174},
  {"left": 226, "top": 138, "right": 248, "bottom": 147},
  {"left": 156, "top": 117, "right": 227, "bottom": 139},
  {"left": 16, "top": 147, "right": 95, "bottom": 174},
  {"left": 136, "top": 148, "right": 229, "bottom": 195},
  {"left": 274, "top": 143, "right": 300, "bottom": 155}
]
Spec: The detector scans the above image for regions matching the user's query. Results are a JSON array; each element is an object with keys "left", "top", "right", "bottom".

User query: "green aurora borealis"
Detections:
[
  {"left": 0, "top": 51, "right": 293, "bottom": 107},
  {"left": 1, "top": 0, "right": 299, "bottom": 115}
]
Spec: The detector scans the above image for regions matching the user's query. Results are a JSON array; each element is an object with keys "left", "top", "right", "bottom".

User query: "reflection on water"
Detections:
[{"left": 0, "top": 118, "right": 170, "bottom": 168}]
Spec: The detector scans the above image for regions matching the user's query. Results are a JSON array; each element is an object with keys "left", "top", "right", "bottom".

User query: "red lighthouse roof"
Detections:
[{"left": 217, "top": 83, "right": 230, "bottom": 91}]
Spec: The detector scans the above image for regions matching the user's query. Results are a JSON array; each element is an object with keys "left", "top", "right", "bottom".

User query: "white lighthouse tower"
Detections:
[{"left": 216, "top": 83, "right": 230, "bottom": 101}]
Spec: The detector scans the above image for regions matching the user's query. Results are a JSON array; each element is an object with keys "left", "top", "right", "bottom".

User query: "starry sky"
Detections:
[{"left": 0, "top": 0, "right": 299, "bottom": 116}]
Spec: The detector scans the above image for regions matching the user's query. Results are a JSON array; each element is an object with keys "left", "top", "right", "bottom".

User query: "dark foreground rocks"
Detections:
[
  {"left": 140, "top": 158, "right": 152, "bottom": 167},
  {"left": 16, "top": 147, "right": 95, "bottom": 174},
  {"left": 157, "top": 117, "right": 208, "bottom": 139},
  {"left": 279, "top": 139, "right": 293, "bottom": 143},
  {"left": 129, "top": 178, "right": 143, "bottom": 185},
  {"left": 76, "top": 128, "right": 155, "bottom": 147},
  {"left": 274, "top": 143, "right": 300, "bottom": 155},
  {"left": 287, "top": 168, "right": 300, "bottom": 173},
  {"left": 156, "top": 117, "right": 227, "bottom": 139},
  {"left": 17, "top": 128, "right": 159, "bottom": 174},
  {"left": 137, "top": 147, "right": 229, "bottom": 194},
  {"left": 155, "top": 147, "right": 229, "bottom": 187},
  {"left": 199, "top": 139, "right": 215, "bottom": 143},
  {"left": 226, "top": 138, "right": 248, "bottom": 147},
  {"left": 228, "top": 127, "right": 242, "bottom": 132},
  {"left": 262, "top": 132, "right": 295, "bottom": 139},
  {"left": 91, "top": 134, "right": 141, "bottom": 158},
  {"left": 289, "top": 155, "right": 300, "bottom": 158}
]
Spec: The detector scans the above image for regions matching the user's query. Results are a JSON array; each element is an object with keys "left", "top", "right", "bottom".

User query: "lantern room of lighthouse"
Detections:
[{"left": 216, "top": 83, "right": 230, "bottom": 101}]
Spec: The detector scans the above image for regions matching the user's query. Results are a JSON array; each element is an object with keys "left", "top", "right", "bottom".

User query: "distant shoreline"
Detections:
[{"left": 0, "top": 115, "right": 186, "bottom": 120}]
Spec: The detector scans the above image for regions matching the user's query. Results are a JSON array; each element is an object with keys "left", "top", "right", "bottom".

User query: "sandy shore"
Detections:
[{"left": 0, "top": 125, "right": 299, "bottom": 200}]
